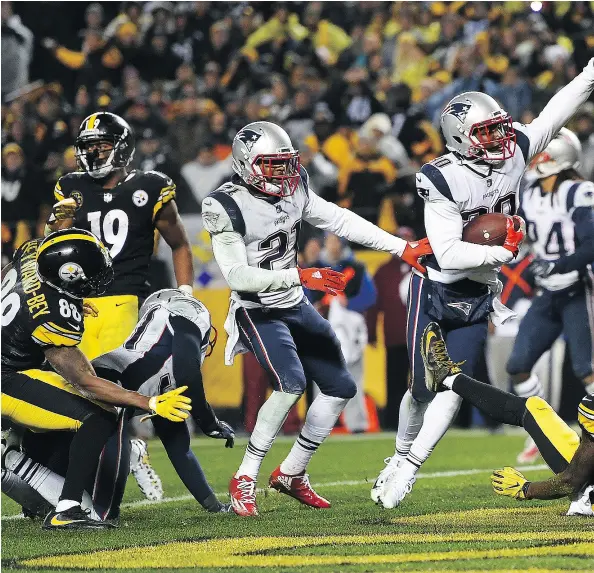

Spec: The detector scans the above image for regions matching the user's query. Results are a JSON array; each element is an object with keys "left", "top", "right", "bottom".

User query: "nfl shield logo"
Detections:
[{"left": 103, "top": 193, "right": 113, "bottom": 203}]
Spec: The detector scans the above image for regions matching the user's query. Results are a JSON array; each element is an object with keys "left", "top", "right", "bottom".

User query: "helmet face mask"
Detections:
[
  {"left": 76, "top": 112, "right": 135, "bottom": 179},
  {"left": 467, "top": 115, "right": 516, "bottom": 162},
  {"left": 232, "top": 121, "right": 300, "bottom": 197}
]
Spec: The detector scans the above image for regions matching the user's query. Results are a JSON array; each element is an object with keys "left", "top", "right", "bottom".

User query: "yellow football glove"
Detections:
[
  {"left": 141, "top": 386, "right": 192, "bottom": 423},
  {"left": 491, "top": 466, "right": 529, "bottom": 500},
  {"left": 52, "top": 197, "right": 78, "bottom": 220},
  {"left": 82, "top": 301, "right": 99, "bottom": 317}
]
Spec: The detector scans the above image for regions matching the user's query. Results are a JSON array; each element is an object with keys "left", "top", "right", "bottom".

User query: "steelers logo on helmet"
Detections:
[
  {"left": 133, "top": 189, "right": 149, "bottom": 207},
  {"left": 59, "top": 262, "right": 87, "bottom": 283}
]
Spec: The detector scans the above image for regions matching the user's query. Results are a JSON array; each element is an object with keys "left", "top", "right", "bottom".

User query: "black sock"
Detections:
[
  {"left": 61, "top": 409, "right": 118, "bottom": 503},
  {"left": 452, "top": 374, "right": 528, "bottom": 427}
]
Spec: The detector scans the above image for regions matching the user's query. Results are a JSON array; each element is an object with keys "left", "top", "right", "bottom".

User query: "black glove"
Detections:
[
  {"left": 202, "top": 419, "right": 235, "bottom": 448},
  {"left": 529, "top": 258, "right": 557, "bottom": 279}
]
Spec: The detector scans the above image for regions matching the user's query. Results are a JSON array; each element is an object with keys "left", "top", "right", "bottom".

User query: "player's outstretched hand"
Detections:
[
  {"left": 298, "top": 267, "right": 346, "bottom": 296},
  {"left": 503, "top": 215, "right": 526, "bottom": 257},
  {"left": 491, "top": 466, "right": 529, "bottom": 500},
  {"left": 142, "top": 386, "right": 192, "bottom": 423},
  {"left": 528, "top": 258, "right": 556, "bottom": 279},
  {"left": 401, "top": 238, "right": 432, "bottom": 274},
  {"left": 203, "top": 419, "right": 235, "bottom": 448}
]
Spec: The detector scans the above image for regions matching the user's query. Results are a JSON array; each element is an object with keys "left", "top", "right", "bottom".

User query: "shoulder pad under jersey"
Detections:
[{"left": 202, "top": 184, "right": 246, "bottom": 235}]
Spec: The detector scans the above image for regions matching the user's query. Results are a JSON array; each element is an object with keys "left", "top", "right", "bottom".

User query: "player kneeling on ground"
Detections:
[
  {"left": 3, "top": 289, "right": 235, "bottom": 518},
  {"left": 1, "top": 230, "right": 191, "bottom": 530},
  {"left": 421, "top": 321, "right": 593, "bottom": 516}
]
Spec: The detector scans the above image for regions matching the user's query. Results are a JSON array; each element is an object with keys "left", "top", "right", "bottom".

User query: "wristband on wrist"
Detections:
[{"left": 178, "top": 284, "right": 193, "bottom": 295}]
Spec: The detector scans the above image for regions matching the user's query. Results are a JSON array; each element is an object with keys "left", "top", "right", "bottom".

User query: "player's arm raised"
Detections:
[
  {"left": 302, "top": 185, "right": 432, "bottom": 273},
  {"left": 155, "top": 200, "right": 194, "bottom": 295},
  {"left": 44, "top": 345, "right": 191, "bottom": 422},
  {"left": 202, "top": 196, "right": 344, "bottom": 295},
  {"left": 519, "top": 58, "right": 594, "bottom": 161}
]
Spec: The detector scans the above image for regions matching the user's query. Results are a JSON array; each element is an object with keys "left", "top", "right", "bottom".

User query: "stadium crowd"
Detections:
[{"left": 2, "top": 0, "right": 594, "bottom": 264}]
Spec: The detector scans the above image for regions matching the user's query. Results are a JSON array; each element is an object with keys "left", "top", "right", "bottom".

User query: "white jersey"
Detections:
[
  {"left": 521, "top": 178, "right": 594, "bottom": 291},
  {"left": 418, "top": 61, "right": 594, "bottom": 287},
  {"left": 201, "top": 168, "right": 410, "bottom": 364},
  {"left": 92, "top": 296, "right": 211, "bottom": 397}
]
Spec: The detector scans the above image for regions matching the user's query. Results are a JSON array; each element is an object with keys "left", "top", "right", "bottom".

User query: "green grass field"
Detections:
[{"left": 2, "top": 430, "right": 593, "bottom": 572}]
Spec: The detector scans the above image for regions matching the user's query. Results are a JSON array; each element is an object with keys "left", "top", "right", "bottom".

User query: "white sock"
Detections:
[
  {"left": 55, "top": 499, "right": 79, "bottom": 513},
  {"left": 514, "top": 374, "right": 544, "bottom": 398},
  {"left": 395, "top": 390, "right": 428, "bottom": 461},
  {"left": 280, "top": 393, "right": 348, "bottom": 475},
  {"left": 442, "top": 373, "right": 460, "bottom": 390},
  {"left": 236, "top": 391, "right": 300, "bottom": 480},
  {"left": 4, "top": 450, "right": 99, "bottom": 519},
  {"left": 2, "top": 469, "right": 51, "bottom": 516},
  {"left": 406, "top": 390, "right": 462, "bottom": 473}
]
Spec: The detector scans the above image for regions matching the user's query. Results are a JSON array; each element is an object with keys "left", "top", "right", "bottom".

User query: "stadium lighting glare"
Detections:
[{"left": 530, "top": 1, "right": 543, "bottom": 11}]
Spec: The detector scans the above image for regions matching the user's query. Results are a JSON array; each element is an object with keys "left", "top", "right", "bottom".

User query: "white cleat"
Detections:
[
  {"left": 381, "top": 471, "right": 416, "bottom": 509},
  {"left": 567, "top": 485, "right": 594, "bottom": 516},
  {"left": 370, "top": 457, "right": 400, "bottom": 504},
  {"left": 516, "top": 436, "right": 540, "bottom": 464},
  {"left": 130, "top": 439, "right": 164, "bottom": 501}
]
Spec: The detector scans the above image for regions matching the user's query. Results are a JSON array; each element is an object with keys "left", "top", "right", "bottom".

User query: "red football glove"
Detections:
[
  {"left": 401, "top": 238, "right": 433, "bottom": 274},
  {"left": 298, "top": 267, "right": 346, "bottom": 296},
  {"left": 503, "top": 215, "right": 526, "bottom": 257}
]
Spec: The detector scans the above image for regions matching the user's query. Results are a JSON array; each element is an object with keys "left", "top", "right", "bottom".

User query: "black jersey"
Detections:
[
  {"left": 53, "top": 170, "right": 176, "bottom": 298},
  {"left": 578, "top": 395, "right": 594, "bottom": 439},
  {"left": 1, "top": 240, "right": 84, "bottom": 372}
]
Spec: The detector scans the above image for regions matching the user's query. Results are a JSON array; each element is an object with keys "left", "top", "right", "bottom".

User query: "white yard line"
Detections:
[{"left": 1, "top": 464, "right": 549, "bottom": 520}]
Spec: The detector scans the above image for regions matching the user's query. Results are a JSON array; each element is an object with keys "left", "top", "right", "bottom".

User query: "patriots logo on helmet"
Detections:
[
  {"left": 443, "top": 102, "right": 472, "bottom": 122},
  {"left": 237, "top": 129, "right": 262, "bottom": 151}
]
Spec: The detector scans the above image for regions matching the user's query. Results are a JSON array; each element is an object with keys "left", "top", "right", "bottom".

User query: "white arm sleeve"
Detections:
[
  {"left": 521, "top": 60, "right": 594, "bottom": 160},
  {"left": 425, "top": 199, "right": 514, "bottom": 270},
  {"left": 211, "top": 232, "right": 300, "bottom": 293},
  {"left": 303, "top": 189, "right": 407, "bottom": 256}
]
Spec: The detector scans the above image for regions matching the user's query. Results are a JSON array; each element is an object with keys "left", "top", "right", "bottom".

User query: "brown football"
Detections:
[{"left": 462, "top": 213, "right": 517, "bottom": 246}]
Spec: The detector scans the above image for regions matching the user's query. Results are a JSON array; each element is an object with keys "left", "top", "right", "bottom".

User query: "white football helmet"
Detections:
[
  {"left": 139, "top": 288, "right": 186, "bottom": 320},
  {"left": 231, "top": 121, "right": 300, "bottom": 197},
  {"left": 440, "top": 92, "right": 516, "bottom": 162},
  {"left": 528, "top": 127, "right": 582, "bottom": 179}
]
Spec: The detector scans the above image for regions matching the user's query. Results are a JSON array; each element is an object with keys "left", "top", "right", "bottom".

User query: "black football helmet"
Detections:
[
  {"left": 36, "top": 229, "right": 114, "bottom": 298},
  {"left": 75, "top": 112, "right": 135, "bottom": 179}
]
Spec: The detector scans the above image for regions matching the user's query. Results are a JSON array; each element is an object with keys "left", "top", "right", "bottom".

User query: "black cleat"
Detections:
[
  {"left": 421, "top": 322, "right": 464, "bottom": 392},
  {"left": 43, "top": 506, "right": 116, "bottom": 530}
]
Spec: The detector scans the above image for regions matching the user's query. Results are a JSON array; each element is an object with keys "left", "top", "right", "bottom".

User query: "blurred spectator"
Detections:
[
  {"left": 208, "top": 111, "right": 232, "bottom": 160},
  {"left": 284, "top": 90, "right": 314, "bottom": 148},
  {"left": 181, "top": 141, "right": 233, "bottom": 209},
  {"left": 1, "top": 1, "right": 33, "bottom": 99},
  {"left": 299, "top": 142, "right": 338, "bottom": 200},
  {"left": 366, "top": 228, "right": 415, "bottom": 430},
  {"left": 84, "top": 3, "right": 105, "bottom": 33},
  {"left": 104, "top": 2, "right": 148, "bottom": 41},
  {"left": 360, "top": 113, "right": 410, "bottom": 169},
  {"left": 572, "top": 103, "right": 594, "bottom": 180},
  {"left": 484, "top": 67, "right": 532, "bottom": 122},
  {"left": 1, "top": 143, "right": 50, "bottom": 264}
]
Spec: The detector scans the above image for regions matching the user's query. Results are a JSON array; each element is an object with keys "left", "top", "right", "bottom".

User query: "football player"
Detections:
[
  {"left": 508, "top": 128, "right": 594, "bottom": 463},
  {"left": 375, "top": 58, "right": 594, "bottom": 509},
  {"left": 3, "top": 289, "right": 234, "bottom": 519},
  {"left": 1, "top": 229, "right": 191, "bottom": 529},
  {"left": 47, "top": 112, "right": 194, "bottom": 360},
  {"left": 421, "top": 321, "right": 593, "bottom": 516},
  {"left": 201, "top": 121, "right": 432, "bottom": 516}
]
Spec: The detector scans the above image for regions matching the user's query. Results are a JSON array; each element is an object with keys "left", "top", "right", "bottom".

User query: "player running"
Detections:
[
  {"left": 3, "top": 289, "right": 234, "bottom": 519},
  {"left": 375, "top": 57, "right": 594, "bottom": 509},
  {"left": 47, "top": 111, "right": 194, "bottom": 360},
  {"left": 201, "top": 120, "right": 432, "bottom": 516},
  {"left": 509, "top": 128, "right": 594, "bottom": 463},
  {"left": 421, "top": 321, "right": 593, "bottom": 516},
  {"left": 1, "top": 230, "right": 191, "bottom": 530}
]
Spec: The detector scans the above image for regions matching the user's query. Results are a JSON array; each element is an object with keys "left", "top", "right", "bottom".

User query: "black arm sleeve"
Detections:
[{"left": 169, "top": 315, "right": 217, "bottom": 431}]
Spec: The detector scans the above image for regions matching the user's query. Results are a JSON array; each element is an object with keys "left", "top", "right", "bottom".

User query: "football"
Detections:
[{"left": 462, "top": 213, "right": 517, "bottom": 246}]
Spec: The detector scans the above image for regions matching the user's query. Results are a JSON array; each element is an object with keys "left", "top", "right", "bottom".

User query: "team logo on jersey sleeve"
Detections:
[
  {"left": 443, "top": 102, "right": 472, "bottom": 122},
  {"left": 133, "top": 190, "right": 149, "bottom": 207},
  {"left": 59, "top": 263, "right": 86, "bottom": 282},
  {"left": 70, "top": 190, "right": 83, "bottom": 207},
  {"left": 237, "top": 129, "right": 262, "bottom": 151}
]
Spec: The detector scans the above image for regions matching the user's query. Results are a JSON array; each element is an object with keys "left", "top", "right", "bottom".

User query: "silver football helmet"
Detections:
[
  {"left": 440, "top": 92, "right": 516, "bottom": 162},
  {"left": 231, "top": 121, "right": 300, "bottom": 197},
  {"left": 528, "top": 127, "right": 582, "bottom": 179},
  {"left": 139, "top": 288, "right": 187, "bottom": 320}
]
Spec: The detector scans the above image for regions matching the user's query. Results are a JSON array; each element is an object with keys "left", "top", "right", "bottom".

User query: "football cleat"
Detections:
[
  {"left": 370, "top": 457, "right": 400, "bottom": 504},
  {"left": 567, "top": 485, "right": 594, "bottom": 516},
  {"left": 229, "top": 475, "right": 259, "bottom": 516},
  {"left": 516, "top": 436, "right": 540, "bottom": 464},
  {"left": 381, "top": 471, "right": 416, "bottom": 509},
  {"left": 269, "top": 466, "right": 331, "bottom": 509},
  {"left": 129, "top": 439, "right": 164, "bottom": 501},
  {"left": 421, "top": 322, "right": 464, "bottom": 392},
  {"left": 42, "top": 505, "right": 115, "bottom": 530}
]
